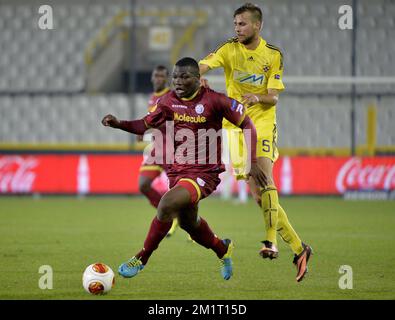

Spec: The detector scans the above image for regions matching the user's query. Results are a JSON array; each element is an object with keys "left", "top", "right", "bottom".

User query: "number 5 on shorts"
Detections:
[{"left": 262, "top": 139, "right": 270, "bottom": 152}]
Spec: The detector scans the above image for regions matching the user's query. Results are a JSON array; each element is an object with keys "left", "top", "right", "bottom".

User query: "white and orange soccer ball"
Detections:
[{"left": 82, "top": 263, "right": 115, "bottom": 295}]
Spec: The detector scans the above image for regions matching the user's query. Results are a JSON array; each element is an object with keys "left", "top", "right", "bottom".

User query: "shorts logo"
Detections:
[
  {"left": 195, "top": 104, "right": 204, "bottom": 115},
  {"left": 197, "top": 177, "right": 205, "bottom": 187},
  {"left": 274, "top": 74, "right": 281, "bottom": 80}
]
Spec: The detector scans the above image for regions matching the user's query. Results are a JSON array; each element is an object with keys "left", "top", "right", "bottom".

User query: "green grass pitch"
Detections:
[{"left": 0, "top": 196, "right": 394, "bottom": 300}]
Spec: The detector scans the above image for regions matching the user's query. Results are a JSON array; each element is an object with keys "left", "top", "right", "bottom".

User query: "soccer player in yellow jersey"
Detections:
[{"left": 199, "top": 3, "right": 312, "bottom": 282}]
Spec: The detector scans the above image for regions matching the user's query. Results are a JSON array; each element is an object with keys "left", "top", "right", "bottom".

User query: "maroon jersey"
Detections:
[
  {"left": 143, "top": 87, "right": 246, "bottom": 175},
  {"left": 143, "top": 88, "right": 170, "bottom": 167}
]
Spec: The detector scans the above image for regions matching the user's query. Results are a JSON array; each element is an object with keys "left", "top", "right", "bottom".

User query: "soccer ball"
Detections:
[{"left": 82, "top": 263, "right": 115, "bottom": 295}]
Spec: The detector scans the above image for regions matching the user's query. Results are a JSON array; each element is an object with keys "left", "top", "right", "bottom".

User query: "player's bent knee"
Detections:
[
  {"left": 157, "top": 199, "right": 175, "bottom": 220},
  {"left": 138, "top": 178, "right": 152, "bottom": 194}
]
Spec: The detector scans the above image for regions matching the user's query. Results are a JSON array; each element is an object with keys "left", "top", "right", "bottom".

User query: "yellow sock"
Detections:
[
  {"left": 277, "top": 204, "right": 304, "bottom": 255},
  {"left": 261, "top": 186, "right": 279, "bottom": 245},
  {"left": 168, "top": 218, "right": 179, "bottom": 235}
]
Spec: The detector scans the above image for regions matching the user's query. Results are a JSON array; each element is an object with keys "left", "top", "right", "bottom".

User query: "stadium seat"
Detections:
[{"left": 0, "top": 0, "right": 393, "bottom": 93}]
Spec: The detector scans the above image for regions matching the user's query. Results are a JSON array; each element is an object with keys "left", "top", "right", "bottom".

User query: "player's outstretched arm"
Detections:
[
  {"left": 238, "top": 116, "right": 268, "bottom": 187},
  {"left": 101, "top": 114, "right": 148, "bottom": 135}
]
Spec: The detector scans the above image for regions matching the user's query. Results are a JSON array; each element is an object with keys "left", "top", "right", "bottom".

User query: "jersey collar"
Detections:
[
  {"left": 241, "top": 36, "right": 266, "bottom": 52},
  {"left": 180, "top": 87, "right": 201, "bottom": 101}
]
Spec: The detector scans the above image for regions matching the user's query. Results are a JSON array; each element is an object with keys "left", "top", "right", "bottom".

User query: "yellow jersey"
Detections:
[{"left": 199, "top": 37, "right": 285, "bottom": 128}]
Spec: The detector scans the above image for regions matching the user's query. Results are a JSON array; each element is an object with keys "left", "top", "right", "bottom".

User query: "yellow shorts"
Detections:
[{"left": 225, "top": 119, "right": 279, "bottom": 180}]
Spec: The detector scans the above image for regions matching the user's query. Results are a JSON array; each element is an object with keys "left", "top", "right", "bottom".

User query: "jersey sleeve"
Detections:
[
  {"left": 267, "top": 51, "right": 285, "bottom": 92},
  {"left": 216, "top": 93, "right": 246, "bottom": 127},
  {"left": 199, "top": 42, "right": 228, "bottom": 70},
  {"left": 143, "top": 100, "right": 169, "bottom": 128}
]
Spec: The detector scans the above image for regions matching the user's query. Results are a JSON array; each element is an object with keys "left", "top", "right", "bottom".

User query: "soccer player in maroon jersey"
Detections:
[{"left": 102, "top": 57, "right": 267, "bottom": 280}]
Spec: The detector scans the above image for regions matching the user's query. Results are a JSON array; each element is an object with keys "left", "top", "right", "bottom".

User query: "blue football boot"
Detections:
[
  {"left": 220, "top": 239, "right": 234, "bottom": 280},
  {"left": 118, "top": 256, "right": 144, "bottom": 278}
]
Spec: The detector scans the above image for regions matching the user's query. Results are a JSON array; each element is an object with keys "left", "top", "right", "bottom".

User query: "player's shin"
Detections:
[
  {"left": 261, "top": 186, "right": 279, "bottom": 245},
  {"left": 277, "top": 205, "right": 304, "bottom": 255},
  {"left": 136, "top": 216, "right": 172, "bottom": 264}
]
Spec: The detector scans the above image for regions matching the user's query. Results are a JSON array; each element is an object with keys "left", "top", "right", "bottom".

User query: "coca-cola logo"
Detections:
[
  {"left": 336, "top": 158, "right": 395, "bottom": 193},
  {"left": 0, "top": 156, "right": 38, "bottom": 193}
]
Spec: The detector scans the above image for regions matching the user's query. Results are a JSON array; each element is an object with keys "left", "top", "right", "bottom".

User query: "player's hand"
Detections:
[
  {"left": 200, "top": 78, "right": 210, "bottom": 88},
  {"left": 242, "top": 93, "right": 260, "bottom": 108},
  {"left": 249, "top": 162, "right": 268, "bottom": 188},
  {"left": 101, "top": 114, "right": 120, "bottom": 128}
]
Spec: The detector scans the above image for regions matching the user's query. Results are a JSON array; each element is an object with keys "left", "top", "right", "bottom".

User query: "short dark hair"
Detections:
[
  {"left": 175, "top": 57, "right": 200, "bottom": 76},
  {"left": 234, "top": 2, "right": 263, "bottom": 24},
  {"left": 154, "top": 65, "right": 169, "bottom": 75}
]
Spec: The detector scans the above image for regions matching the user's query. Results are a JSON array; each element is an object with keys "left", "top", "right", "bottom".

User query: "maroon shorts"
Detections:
[{"left": 167, "top": 172, "right": 221, "bottom": 204}]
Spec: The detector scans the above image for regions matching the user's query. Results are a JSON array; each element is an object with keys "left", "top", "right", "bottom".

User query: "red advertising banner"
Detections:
[
  {"left": 274, "top": 156, "right": 395, "bottom": 195},
  {"left": 0, "top": 155, "right": 77, "bottom": 193},
  {"left": 0, "top": 154, "right": 394, "bottom": 195},
  {"left": 0, "top": 155, "right": 142, "bottom": 194}
]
